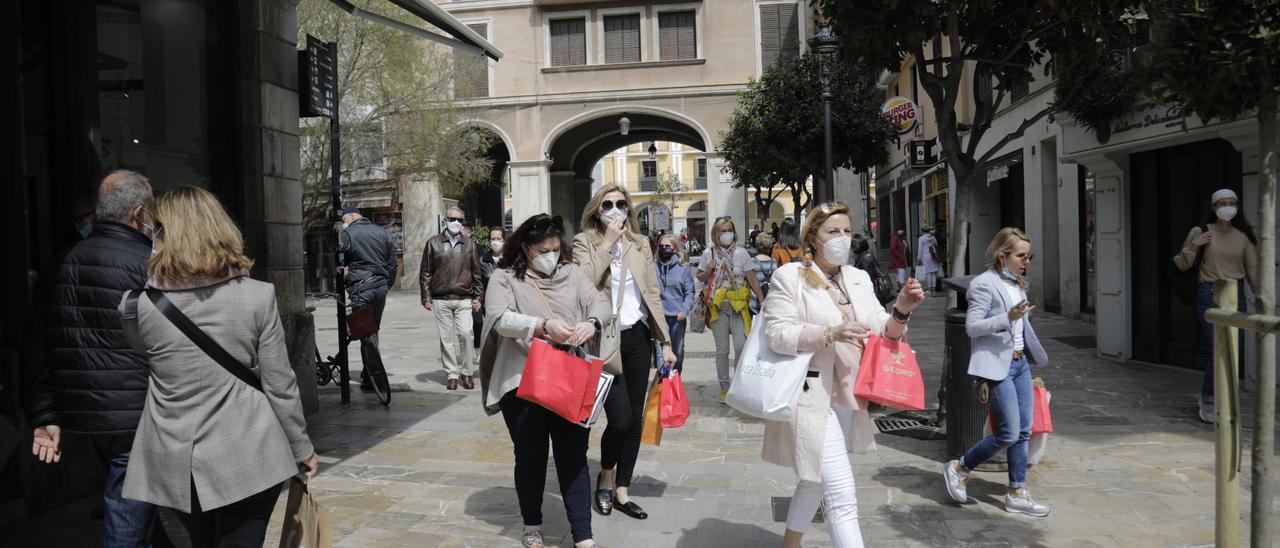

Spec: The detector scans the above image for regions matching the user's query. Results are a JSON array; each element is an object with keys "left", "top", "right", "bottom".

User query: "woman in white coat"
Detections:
[
  {"left": 916, "top": 226, "right": 942, "bottom": 294},
  {"left": 761, "top": 202, "right": 925, "bottom": 548}
]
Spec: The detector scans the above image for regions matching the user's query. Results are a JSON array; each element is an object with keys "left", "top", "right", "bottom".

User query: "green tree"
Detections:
[
  {"left": 817, "top": 0, "right": 1105, "bottom": 283},
  {"left": 718, "top": 52, "right": 893, "bottom": 222},
  {"left": 297, "top": 0, "right": 494, "bottom": 232},
  {"left": 646, "top": 168, "right": 686, "bottom": 234},
  {"left": 1142, "top": 2, "right": 1280, "bottom": 544}
]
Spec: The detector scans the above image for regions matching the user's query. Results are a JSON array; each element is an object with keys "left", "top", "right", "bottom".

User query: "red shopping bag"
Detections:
[
  {"left": 517, "top": 339, "right": 603, "bottom": 422},
  {"left": 854, "top": 334, "right": 925, "bottom": 410},
  {"left": 1032, "top": 380, "right": 1053, "bottom": 434},
  {"left": 659, "top": 371, "right": 690, "bottom": 428}
]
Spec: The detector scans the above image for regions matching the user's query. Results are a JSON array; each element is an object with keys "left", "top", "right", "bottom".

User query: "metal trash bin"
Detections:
[{"left": 941, "top": 275, "right": 1002, "bottom": 467}]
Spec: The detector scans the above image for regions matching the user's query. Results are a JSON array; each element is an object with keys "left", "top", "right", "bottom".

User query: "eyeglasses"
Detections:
[
  {"left": 1008, "top": 252, "right": 1034, "bottom": 260},
  {"left": 601, "top": 200, "right": 628, "bottom": 211}
]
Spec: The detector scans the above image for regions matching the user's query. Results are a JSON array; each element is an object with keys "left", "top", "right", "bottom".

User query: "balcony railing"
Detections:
[
  {"left": 639, "top": 177, "right": 657, "bottom": 192},
  {"left": 694, "top": 177, "right": 707, "bottom": 189}
]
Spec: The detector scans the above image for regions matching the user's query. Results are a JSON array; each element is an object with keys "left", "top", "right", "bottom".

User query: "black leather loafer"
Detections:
[
  {"left": 613, "top": 499, "right": 647, "bottom": 520},
  {"left": 594, "top": 473, "right": 613, "bottom": 516}
]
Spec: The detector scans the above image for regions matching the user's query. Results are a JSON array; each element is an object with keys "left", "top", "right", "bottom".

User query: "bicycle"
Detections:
[{"left": 313, "top": 291, "right": 391, "bottom": 406}]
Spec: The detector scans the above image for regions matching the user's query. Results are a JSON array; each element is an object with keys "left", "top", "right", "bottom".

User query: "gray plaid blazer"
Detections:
[{"left": 118, "top": 277, "right": 314, "bottom": 512}]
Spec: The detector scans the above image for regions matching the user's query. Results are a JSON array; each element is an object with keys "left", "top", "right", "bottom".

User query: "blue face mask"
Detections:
[{"left": 1001, "top": 266, "right": 1019, "bottom": 282}]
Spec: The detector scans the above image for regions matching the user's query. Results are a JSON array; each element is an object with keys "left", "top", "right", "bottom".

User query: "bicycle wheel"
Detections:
[
  {"left": 361, "top": 343, "right": 391, "bottom": 406},
  {"left": 315, "top": 351, "right": 333, "bottom": 386}
]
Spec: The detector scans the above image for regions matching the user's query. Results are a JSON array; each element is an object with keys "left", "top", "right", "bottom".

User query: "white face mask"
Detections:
[
  {"left": 447, "top": 220, "right": 463, "bottom": 234},
  {"left": 490, "top": 240, "right": 504, "bottom": 253},
  {"left": 1217, "top": 206, "right": 1238, "bottom": 221},
  {"left": 600, "top": 208, "right": 627, "bottom": 225},
  {"left": 342, "top": 223, "right": 350, "bottom": 230},
  {"left": 531, "top": 251, "right": 559, "bottom": 274},
  {"left": 822, "top": 235, "right": 852, "bottom": 265},
  {"left": 718, "top": 232, "right": 735, "bottom": 246}
]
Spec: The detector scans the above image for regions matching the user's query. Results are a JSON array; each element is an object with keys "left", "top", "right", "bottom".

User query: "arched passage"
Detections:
[{"left": 454, "top": 125, "right": 511, "bottom": 231}]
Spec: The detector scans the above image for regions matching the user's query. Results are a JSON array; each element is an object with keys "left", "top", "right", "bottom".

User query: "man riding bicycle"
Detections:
[{"left": 339, "top": 206, "right": 398, "bottom": 392}]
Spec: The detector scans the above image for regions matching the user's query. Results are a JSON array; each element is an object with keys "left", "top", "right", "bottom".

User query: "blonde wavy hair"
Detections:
[
  {"left": 580, "top": 183, "right": 641, "bottom": 236},
  {"left": 986, "top": 227, "right": 1032, "bottom": 290},
  {"left": 147, "top": 186, "right": 254, "bottom": 281},
  {"left": 798, "top": 201, "right": 851, "bottom": 287}
]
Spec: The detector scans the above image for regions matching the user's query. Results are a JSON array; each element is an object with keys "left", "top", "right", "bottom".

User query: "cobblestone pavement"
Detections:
[{"left": 6, "top": 287, "right": 1276, "bottom": 547}]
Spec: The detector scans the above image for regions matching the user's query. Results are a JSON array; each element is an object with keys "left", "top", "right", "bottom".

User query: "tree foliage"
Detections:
[
  {"left": 718, "top": 52, "right": 892, "bottom": 219},
  {"left": 297, "top": 0, "right": 494, "bottom": 232}
]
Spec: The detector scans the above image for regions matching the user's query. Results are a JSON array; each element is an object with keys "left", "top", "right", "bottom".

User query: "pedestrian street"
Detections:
[{"left": 258, "top": 290, "right": 1264, "bottom": 547}]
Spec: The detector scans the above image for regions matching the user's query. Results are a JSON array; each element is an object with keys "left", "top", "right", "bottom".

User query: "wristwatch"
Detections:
[{"left": 587, "top": 317, "right": 602, "bottom": 332}]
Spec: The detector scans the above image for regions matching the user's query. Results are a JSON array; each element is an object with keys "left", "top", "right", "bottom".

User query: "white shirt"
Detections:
[
  {"left": 697, "top": 246, "right": 757, "bottom": 288},
  {"left": 1002, "top": 277, "right": 1026, "bottom": 352},
  {"left": 611, "top": 243, "right": 646, "bottom": 329}
]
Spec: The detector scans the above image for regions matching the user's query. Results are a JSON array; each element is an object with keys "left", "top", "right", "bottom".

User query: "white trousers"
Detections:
[
  {"left": 896, "top": 268, "right": 908, "bottom": 285},
  {"left": 786, "top": 405, "right": 865, "bottom": 548},
  {"left": 434, "top": 299, "right": 475, "bottom": 378}
]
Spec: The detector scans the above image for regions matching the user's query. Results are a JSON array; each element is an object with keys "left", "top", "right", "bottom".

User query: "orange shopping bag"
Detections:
[{"left": 854, "top": 334, "right": 925, "bottom": 410}]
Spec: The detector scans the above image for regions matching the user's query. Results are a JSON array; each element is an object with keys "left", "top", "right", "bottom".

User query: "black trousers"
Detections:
[
  {"left": 173, "top": 480, "right": 282, "bottom": 548},
  {"left": 499, "top": 391, "right": 593, "bottom": 543},
  {"left": 600, "top": 323, "right": 653, "bottom": 488},
  {"left": 350, "top": 283, "right": 388, "bottom": 384}
]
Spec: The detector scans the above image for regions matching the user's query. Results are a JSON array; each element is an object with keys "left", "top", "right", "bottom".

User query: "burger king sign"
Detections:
[{"left": 882, "top": 96, "right": 920, "bottom": 136}]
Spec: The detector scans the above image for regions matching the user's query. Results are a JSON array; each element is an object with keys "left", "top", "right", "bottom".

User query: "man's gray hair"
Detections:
[{"left": 95, "top": 170, "right": 153, "bottom": 223}]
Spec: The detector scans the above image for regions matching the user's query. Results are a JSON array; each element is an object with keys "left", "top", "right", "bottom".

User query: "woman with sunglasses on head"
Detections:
[
  {"left": 942, "top": 227, "right": 1051, "bottom": 517},
  {"left": 478, "top": 214, "right": 611, "bottom": 548},
  {"left": 572, "top": 184, "right": 677, "bottom": 520},
  {"left": 655, "top": 233, "right": 695, "bottom": 372},
  {"left": 763, "top": 202, "right": 924, "bottom": 548},
  {"left": 698, "top": 216, "right": 766, "bottom": 404}
]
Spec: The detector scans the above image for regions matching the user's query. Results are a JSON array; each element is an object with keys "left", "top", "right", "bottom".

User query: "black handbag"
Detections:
[
  {"left": 1172, "top": 226, "right": 1207, "bottom": 306},
  {"left": 123, "top": 289, "right": 263, "bottom": 392}
]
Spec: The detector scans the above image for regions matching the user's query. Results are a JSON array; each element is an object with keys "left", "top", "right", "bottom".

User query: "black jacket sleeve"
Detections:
[{"left": 20, "top": 265, "right": 58, "bottom": 427}]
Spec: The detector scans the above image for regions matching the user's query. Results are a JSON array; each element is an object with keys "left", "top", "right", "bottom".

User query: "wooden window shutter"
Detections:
[
  {"left": 659, "top": 10, "right": 696, "bottom": 61},
  {"left": 760, "top": 4, "right": 799, "bottom": 70},
  {"left": 604, "top": 14, "right": 641, "bottom": 64},
  {"left": 550, "top": 18, "right": 587, "bottom": 67},
  {"left": 463, "top": 23, "right": 489, "bottom": 97}
]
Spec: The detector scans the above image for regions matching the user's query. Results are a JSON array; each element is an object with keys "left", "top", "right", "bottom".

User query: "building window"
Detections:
[
  {"left": 759, "top": 3, "right": 799, "bottom": 70},
  {"left": 659, "top": 10, "right": 697, "bottom": 60},
  {"left": 640, "top": 160, "right": 658, "bottom": 191},
  {"left": 456, "top": 22, "right": 489, "bottom": 98},
  {"left": 604, "top": 14, "right": 641, "bottom": 64},
  {"left": 695, "top": 157, "right": 708, "bottom": 189},
  {"left": 550, "top": 18, "right": 587, "bottom": 67}
]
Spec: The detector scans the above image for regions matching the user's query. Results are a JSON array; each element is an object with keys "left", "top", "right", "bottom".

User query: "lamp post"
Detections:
[{"left": 809, "top": 24, "right": 839, "bottom": 204}]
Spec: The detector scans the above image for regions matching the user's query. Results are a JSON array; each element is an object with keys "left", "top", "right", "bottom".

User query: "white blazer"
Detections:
[{"left": 965, "top": 269, "right": 1049, "bottom": 381}]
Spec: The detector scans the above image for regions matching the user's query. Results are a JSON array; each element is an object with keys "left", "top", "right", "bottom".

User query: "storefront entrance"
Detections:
[{"left": 1130, "top": 138, "right": 1242, "bottom": 369}]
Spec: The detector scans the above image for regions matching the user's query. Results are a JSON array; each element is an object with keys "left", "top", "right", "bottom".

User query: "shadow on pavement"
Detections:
[{"left": 674, "top": 518, "right": 784, "bottom": 547}]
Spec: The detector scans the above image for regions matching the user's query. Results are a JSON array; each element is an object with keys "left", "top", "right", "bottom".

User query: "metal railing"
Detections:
[{"left": 1204, "top": 279, "right": 1277, "bottom": 547}]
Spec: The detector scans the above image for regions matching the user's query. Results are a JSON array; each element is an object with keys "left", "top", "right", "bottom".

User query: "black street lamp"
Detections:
[{"left": 809, "top": 24, "right": 839, "bottom": 204}]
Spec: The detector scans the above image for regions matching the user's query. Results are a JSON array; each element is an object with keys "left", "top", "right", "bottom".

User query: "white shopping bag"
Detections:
[
  {"left": 577, "top": 371, "right": 614, "bottom": 428},
  {"left": 725, "top": 314, "right": 814, "bottom": 422}
]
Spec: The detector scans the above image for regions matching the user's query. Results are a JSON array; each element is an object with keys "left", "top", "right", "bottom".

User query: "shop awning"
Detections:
[{"left": 327, "top": 0, "right": 503, "bottom": 61}]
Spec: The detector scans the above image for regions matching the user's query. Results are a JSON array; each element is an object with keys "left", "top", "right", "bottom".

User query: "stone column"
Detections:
[
  {"left": 239, "top": 0, "right": 317, "bottom": 414},
  {"left": 704, "top": 153, "right": 744, "bottom": 231},
  {"left": 400, "top": 173, "right": 443, "bottom": 289},
  {"left": 509, "top": 160, "right": 551, "bottom": 228}
]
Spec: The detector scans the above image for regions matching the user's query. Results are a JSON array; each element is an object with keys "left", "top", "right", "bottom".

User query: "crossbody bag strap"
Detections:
[
  {"left": 526, "top": 277, "right": 558, "bottom": 320},
  {"left": 145, "top": 289, "right": 264, "bottom": 392},
  {"left": 613, "top": 246, "right": 629, "bottom": 320}
]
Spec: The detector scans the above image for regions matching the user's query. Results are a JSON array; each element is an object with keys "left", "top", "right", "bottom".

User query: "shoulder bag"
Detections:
[
  {"left": 123, "top": 289, "right": 263, "bottom": 392},
  {"left": 725, "top": 266, "right": 815, "bottom": 422}
]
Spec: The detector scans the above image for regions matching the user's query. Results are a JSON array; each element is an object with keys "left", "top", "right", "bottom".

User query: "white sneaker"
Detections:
[
  {"left": 942, "top": 460, "right": 969, "bottom": 503},
  {"left": 1004, "top": 491, "right": 1050, "bottom": 517},
  {"left": 1199, "top": 396, "right": 1215, "bottom": 424}
]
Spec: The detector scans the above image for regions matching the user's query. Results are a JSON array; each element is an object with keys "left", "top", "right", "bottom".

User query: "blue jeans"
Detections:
[
  {"left": 659, "top": 315, "right": 687, "bottom": 373},
  {"left": 1196, "top": 281, "right": 1245, "bottom": 402},
  {"left": 92, "top": 434, "right": 171, "bottom": 547},
  {"left": 960, "top": 356, "right": 1033, "bottom": 489}
]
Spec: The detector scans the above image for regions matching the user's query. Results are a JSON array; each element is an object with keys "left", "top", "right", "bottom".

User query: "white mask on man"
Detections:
[
  {"left": 447, "top": 220, "right": 463, "bottom": 234},
  {"left": 822, "top": 235, "right": 852, "bottom": 265},
  {"left": 491, "top": 240, "right": 504, "bottom": 253},
  {"left": 531, "top": 251, "right": 559, "bottom": 274}
]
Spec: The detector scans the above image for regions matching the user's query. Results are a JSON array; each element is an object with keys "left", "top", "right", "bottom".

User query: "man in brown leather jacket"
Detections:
[{"left": 419, "top": 206, "right": 483, "bottom": 390}]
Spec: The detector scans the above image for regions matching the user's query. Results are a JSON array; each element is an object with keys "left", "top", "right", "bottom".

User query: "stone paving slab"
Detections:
[{"left": 6, "top": 288, "right": 1277, "bottom": 547}]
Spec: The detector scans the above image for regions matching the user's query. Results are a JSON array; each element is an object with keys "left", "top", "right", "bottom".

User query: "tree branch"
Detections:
[{"left": 975, "top": 104, "right": 1054, "bottom": 169}]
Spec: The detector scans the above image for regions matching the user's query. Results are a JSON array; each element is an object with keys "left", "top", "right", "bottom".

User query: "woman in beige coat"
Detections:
[
  {"left": 573, "top": 184, "right": 676, "bottom": 520},
  {"left": 761, "top": 202, "right": 924, "bottom": 548},
  {"left": 478, "top": 214, "right": 611, "bottom": 548},
  {"left": 118, "top": 187, "right": 317, "bottom": 547}
]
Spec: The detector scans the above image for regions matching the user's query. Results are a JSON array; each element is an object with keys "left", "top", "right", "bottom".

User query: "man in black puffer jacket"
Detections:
[{"left": 22, "top": 170, "right": 171, "bottom": 546}]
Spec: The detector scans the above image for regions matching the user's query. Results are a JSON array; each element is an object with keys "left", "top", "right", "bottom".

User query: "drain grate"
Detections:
[
  {"left": 770, "top": 496, "right": 823, "bottom": 523},
  {"left": 874, "top": 410, "right": 946, "bottom": 440}
]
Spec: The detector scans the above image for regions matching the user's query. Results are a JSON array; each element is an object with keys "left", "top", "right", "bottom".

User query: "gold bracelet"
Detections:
[{"left": 823, "top": 327, "right": 834, "bottom": 347}]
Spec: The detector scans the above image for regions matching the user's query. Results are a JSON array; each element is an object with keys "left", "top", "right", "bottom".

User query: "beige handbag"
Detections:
[{"left": 597, "top": 246, "right": 630, "bottom": 375}]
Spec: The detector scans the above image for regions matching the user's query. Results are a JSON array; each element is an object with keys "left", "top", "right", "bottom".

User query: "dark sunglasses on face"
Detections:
[
  {"left": 447, "top": 216, "right": 465, "bottom": 222},
  {"left": 601, "top": 200, "right": 628, "bottom": 211},
  {"left": 659, "top": 245, "right": 675, "bottom": 252}
]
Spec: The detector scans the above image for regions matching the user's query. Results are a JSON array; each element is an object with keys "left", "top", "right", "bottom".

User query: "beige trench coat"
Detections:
[
  {"left": 759, "top": 262, "right": 892, "bottom": 483},
  {"left": 571, "top": 231, "right": 671, "bottom": 346}
]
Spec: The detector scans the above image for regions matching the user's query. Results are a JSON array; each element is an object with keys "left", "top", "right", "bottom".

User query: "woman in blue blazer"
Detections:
[{"left": 942, "top": 227, "right": 1051, "bottom": 517}]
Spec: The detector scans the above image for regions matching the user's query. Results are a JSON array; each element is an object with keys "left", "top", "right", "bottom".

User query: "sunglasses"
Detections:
[
  {"left": 446, "top": 216, "right": 466, "bottom": 222},
  {"left": 601, "top": 200, "right": 628, "bottom": 211},
  {"left": 659, "top": 245, "right": 676, "bottom": 252}
]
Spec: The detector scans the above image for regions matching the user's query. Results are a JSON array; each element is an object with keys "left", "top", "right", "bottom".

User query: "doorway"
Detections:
[{"left": 1130, "top": 138, "right": 1242, "bottom": 368}]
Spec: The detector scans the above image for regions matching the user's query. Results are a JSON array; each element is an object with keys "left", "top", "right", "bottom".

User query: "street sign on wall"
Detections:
[
  {"left": 908, "top": 140, "right": 937, "bottom": 168},
  {"left": 299, "top": 35, "right": 337, "bottom": 119}
]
